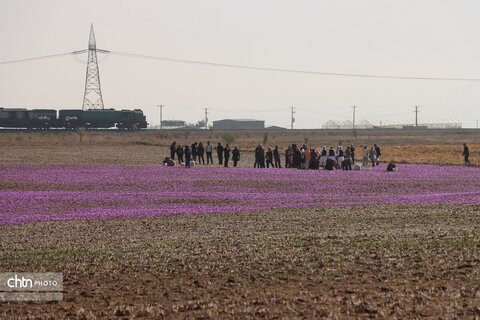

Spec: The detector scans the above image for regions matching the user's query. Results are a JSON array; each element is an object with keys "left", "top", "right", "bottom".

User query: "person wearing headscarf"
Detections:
[
  {"left": 362, "top": 145, "right": 369, "bottom": 166},
  {"left": 463, "top": 143, "right": 470, "bottom": 164},
  {"left": 266, "top": 147, "right": 274, "bottom": 168},
  {"left": 273, "top": 146, "right": 281, "bottom": 168},
  {"left": 320, "top": 146, "right": 328, "bottom": 167},
  {"left": 184, "top": 145, "right": 191, "bottom": 168},
  {"left": 232, "top": 146, "right": 241, "bottom": 167},
  {"left": 223, "top": 144, "right": 231, "bottom": 167},
  {"left": 217, "top": 143, "right": 224, "bottom": 165},
  {"left": 369, "top": 146, "right": 377, "bottom": 167}
]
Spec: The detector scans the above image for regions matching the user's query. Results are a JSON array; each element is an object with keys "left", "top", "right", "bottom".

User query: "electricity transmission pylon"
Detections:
[{"left": 82, "top": 24, "right": 104, "bottom": 110}]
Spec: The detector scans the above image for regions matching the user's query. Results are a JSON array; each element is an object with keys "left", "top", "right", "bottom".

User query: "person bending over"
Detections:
[{"left": 387, "top": 160, "right": 396, "bottom": 172}]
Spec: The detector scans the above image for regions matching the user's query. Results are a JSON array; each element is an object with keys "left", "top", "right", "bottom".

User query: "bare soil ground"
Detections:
[
  {"left": 0, "top": 128, "right": 479, "bottom": 165},
  {"left": 1, "top": 129, "right": 479, "bottom": 319},
  {"left": 1, "top": 205, "right": 479, "bottom": 319}
]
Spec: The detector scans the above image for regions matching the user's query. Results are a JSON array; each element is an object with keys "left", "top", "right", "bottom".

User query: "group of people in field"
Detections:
[
  {"left": 165, "top": 141, "right": 241, "bottom": 168},
  {"left": 274, "top": 143, "right": 386, "bottom": 171},
  {"left": 163, "top": 141, "right": 398, "bottom": 171},
  {"left": 162, "top": 141, "right": 473, "bottom": 170}
]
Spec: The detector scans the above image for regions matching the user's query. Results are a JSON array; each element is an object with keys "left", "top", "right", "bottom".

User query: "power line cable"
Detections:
[
  {"left": 3, "top": 49, "right": 480, "bottom": 82},
  {"left": 107, "top": 50, "right": 480, "bottom": 82},
  {"left": 0, "top": 52, "right": 76, "bottom": 65}
]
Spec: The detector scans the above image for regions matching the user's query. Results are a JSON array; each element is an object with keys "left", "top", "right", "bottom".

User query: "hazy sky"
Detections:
[{"left": 1, "top": 0, "right": 479, "bottom": 128}]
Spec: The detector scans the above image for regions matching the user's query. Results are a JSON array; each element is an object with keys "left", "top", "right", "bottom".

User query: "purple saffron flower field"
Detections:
[{"left": 1, "top": 163, "right": 479, "bottom": 225}]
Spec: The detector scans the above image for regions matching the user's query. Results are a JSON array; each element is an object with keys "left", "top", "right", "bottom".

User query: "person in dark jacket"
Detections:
[
  {"left": 350, "top": 144, "right": 356, "bottom": 164},
  {"left": 254, "top": 145, "right": 261, "bottom": 168},
  {"left": 191, "top": 142, "right": 198, "bottom": 162},
  {"left": 325, "top": 158, "right": 335, "bottom": 170},
  {"left": 273, "top": 146, "right": 281, "bottom": 168},
  {"left": 387, "top": 160, "right": 396, "bottom": 172},
  {"left": 184, "top": 146, "right": 191, "bottom": 168},
  {"left": 374, "top": 144, "right": 381, "bottom": 165},
  {"left": 310, "top": 148, "right": 318, "bottom": 169},
  {"left": 176, "top": 145, "right": 184, "bottom": 164},
  {"left": 163, "top": 157, "right": 176, "bottom": 166},
  {"left": 170, "top": 141, "right": 176, "bottom": 160},
  {"left": 232, "top": 146, "right": 240, "bottom": 167},
  {"left": 259, "top": 145, "right": 266, "bottom": 168},
  {"left": 197, "top": 142, "right": 205, "bottom": 164},
  {"left": 463, "top": 143, "right": 470, "bottom": 164},
  {"left": 266, "top": 147, "right": 274, "bottom": 168},
  {"left": 223, "top": 144, "right": 231, "bottom": 167},
  {"left": 217, "top": 143, "right": 224, "bottom": 165},
  {"left": 285, "top": 146, "right": 292, "bottom": 168},
  {"left": 294, "top": 147, "right": 302, "bottom": 169}
]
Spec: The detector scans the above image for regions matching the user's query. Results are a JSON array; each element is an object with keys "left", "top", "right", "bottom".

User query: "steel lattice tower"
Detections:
[{"left": 82, "top": 24, "right": 104, "bottom": 110}]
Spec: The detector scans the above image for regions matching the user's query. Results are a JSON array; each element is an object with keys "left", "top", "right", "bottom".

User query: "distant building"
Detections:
[
  {"left": 161, "top": 120, "right": 186, "bottom": 128},
  {"left": 323, "top": 118, "right": 462, "bottom": 129},
  {"left": 266, "top": 125, "right": 287, "bottom": 130},
  {"left": 213, "top": 119, "right": 265, "bottom": 130}
]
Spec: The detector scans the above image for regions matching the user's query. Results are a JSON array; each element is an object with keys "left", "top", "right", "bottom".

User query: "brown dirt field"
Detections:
[
  {"left": 1, "top": 129, "right": 479, "bottom": 318},
  {"left": 1, "top": 128, "right": 479, "bottom": 147},
  {"left": 0, "top": 129, "right": 479, "bottom": 165},
  {"left": 1, "top": 205, "right": 479, "bottom": 319}
]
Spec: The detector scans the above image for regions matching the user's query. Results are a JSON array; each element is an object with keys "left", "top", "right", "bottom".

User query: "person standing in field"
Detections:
[
  {"left": 176, "top": 145, "right": 184, "bottom": 164},
  {"left": 320, "top": 146, "right": 327, "bottom": 167},
  {"left": 350, "top": 144, "right": 356, "bottom": 164},
  {"left": 197, "top": 142, "right": 205, "bottom": 165},
  {"left": 463, "top": 143, "right": 470, "bottom": 164},
  {"left": 294, "top": 147, "right": 302, "bottom": 169},
  {"left": 232, "top": 146, "right": 240, "bottom": 167},
  {"left": 184, "top": 145, "right": 191, "bottom": 168},
  {"left": 362, "top": 145, "right": 369, "bottom": 166},
  {"left": 285, "top": 146, "right": 292, "bottom": 168},
  {"left": 304, "top": 146, "right": 311, "bottom": 170},
  {"left": 369, "top": 146, "right": 377, "bottom": 167},
  {"left": 217, "top": 143, "right": 224, "bottom": 165},
  {"left": 328, "top": 146, "right": 336, "bottom": 161},
  {"left": 345, "top": 146, "right": 351, "bottom": 162},
  {"left": 374, "top": 144, "right": 381, "bottom": 165},
  {"left": 310, "top": 148, "right": 318, "bottom": 169},
  {"left": 254, "top": 145, "right": 261, "bottom": 168},
  {"left": 191, "top": 142, "right": 198, "bottom": 163},
  {"left": 224, "top": 144, "right": 231, "bottom": 167},
  {"left": 274, "top": 146, "right": 281, "bottom": 168},
  {"left": 170, "top": 141, "right": 177, "bottom": 160},
  {"left": 259, "top": 145, "right": 266, "bottom": 168},
  {"left": 337, "top": 146, "right": 345, "bottom": 166},
  {"left": 206, "top": 141, "right": 213, "bottom": 164},
  {"left": 266, "top": 147, "right": 274, "bottom": 168}
]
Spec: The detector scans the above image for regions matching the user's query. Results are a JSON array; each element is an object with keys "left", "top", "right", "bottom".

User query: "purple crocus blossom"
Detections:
[{"left": 0, "top": 163, "right": 479, "bottom": 225}]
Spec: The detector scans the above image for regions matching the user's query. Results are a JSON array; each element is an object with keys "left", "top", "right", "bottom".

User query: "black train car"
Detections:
[
  {"left": 117, "top": 109, "right": 148, "bottom": 130},
  {"left": 0, "top": 108, "right": 57, "bottom": 129},
  {"left": 0, "top": 107, "right": 148, "bottom": 130},
  {"left": 59, "top": 108, "right": 148, "bottom": 130},
  {"left": 27, "top": 109, "right": 57, "bottom": 129},
  {"left": 0, "top": 108, "right": 29, "bottom": 127}
]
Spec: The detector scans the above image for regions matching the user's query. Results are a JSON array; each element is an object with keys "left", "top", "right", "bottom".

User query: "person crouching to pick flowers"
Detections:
[{"left": 387, "top": 160, "right": 396, "bottom": 172}]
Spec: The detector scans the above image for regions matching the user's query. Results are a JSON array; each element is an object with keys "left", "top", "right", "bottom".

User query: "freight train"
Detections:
[{"left": 0, "top": 108, "right": 148, "bottom": 130}]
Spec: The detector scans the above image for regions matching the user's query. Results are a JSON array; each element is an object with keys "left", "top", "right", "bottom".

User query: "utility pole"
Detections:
[
  {"left": 204, "top": 108, "right": 209, "bottom": 129},
  {"left": 158, "top": 105, "right": 165, "bottom": 129},
  {"left": 352, "top": 105, "right": 357, "bottom": 142},
  {"left": 290, "top": 107, "right": 296, "bottom": 130},
  {"left": 414, "top": 106, "right": 420, "bottom": 127}
]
